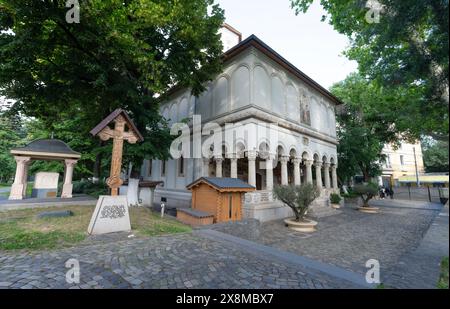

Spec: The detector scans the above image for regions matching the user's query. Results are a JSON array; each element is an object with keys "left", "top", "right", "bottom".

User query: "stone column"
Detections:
[
  {"left": 293, "top": 157, "right": 302, "bottom": 186},
  {"left": 247, "top": 150, "right": 257, "bottom": 187},
  {"left": 22, "top": 161, "right": 30, "bottom": 196},
  {"left": 280, "top": 156, "right": 289, "bottom": 185},
  {"left": 202, "top": 158, "right": 210, "bottom": 177},
  {"left": 323, "top": 163, "right": 331, "bottom": 189},
  {"left": 230, "top": 155, "right": 238, "bottom": 179},
  {"left": 9, "top": 156, "right": 31, "bottom": 200},
  {"left": 331, "top": 165, "right": 338, "bottom": 189},
  {"left": 62, "top": 159, "right": 78, "bottom": 198},
  {"left": 215, "top": 157, "right": 223, "bottom": 178},
  {"left": 314, "top": 161, "right": 323, "bottom": 189},
  {"left": 265, "top": 154, "right": 274, "bottom": 191},
  {"left": 305, "top": 160, "right": 313, "bottom": 184}
]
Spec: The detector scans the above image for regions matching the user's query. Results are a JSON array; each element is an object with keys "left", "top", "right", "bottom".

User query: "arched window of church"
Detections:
[
  {"left": 147, "top": 159, "right": 152, "bottom": 177},
  {"left": 161, "top": 160, "right": 167, "bottom": 177},
  {"left": 178, "top": 156, "right": 185, "bottom": 177}
]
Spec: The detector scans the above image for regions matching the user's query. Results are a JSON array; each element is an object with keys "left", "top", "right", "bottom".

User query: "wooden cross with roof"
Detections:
[{"left": 90, "top": 109, "right": 144, "bottom": 196}]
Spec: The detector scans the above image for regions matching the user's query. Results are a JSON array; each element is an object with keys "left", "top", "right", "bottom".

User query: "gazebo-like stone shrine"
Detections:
[{"left": 9, "top": 139, "right": 81, "bottom": 200}]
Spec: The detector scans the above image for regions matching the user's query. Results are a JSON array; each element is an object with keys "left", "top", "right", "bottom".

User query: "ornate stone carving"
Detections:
[
  {"left": 100, "top": 204, "right": 127, "bottom": 219},
  {"left": 302, "top": 137, "right": 310, "bottom": 146}
]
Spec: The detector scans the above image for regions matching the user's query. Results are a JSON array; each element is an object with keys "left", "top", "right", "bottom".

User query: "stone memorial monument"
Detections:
[
  {"left": 87, "top": 195, "right": 131, "bottom": 234},
  {"left": 31, "top": 172, "right": 59, "bottom": 198},
  {"left": 88, "top": 109, "right": 144, "bottom": 235}
]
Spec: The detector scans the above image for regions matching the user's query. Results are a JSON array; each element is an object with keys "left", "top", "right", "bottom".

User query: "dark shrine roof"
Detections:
[
  {"left": 11, "top": 139, "right": 80, "bottom": 156},
  {"left": 187, "top": 177, "right": 255, "bottom": 191}
]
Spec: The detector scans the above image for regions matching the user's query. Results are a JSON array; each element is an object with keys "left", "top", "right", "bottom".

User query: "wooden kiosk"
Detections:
[{"left": 178, "top": 177, "right": 255, "bottom": 226}]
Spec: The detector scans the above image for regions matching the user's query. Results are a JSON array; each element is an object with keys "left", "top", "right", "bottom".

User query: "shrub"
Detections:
[
  {"left": 72, "top": 180, "right": 108, "bottom": 197},
  {"left": 342, "top": 192, "right": 360, "bottom": 198},
  {"left": 353, "top": 182, "right": 378, "bottom": 207},
  {"left": 273, "top": 183, "right": 320, "bottom": 222},
  {"left": 330, "top": 193, "right": 342, "bottom": 204}
]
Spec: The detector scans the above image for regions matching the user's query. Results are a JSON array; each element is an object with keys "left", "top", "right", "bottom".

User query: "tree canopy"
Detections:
[
  {"left": 422, "top": 138, "right": 449, "bottom": 173},
  {"left": 331, "top": 73, "right": 405, "bottom": 183},
  {"left": 291, "top": 0, "right": 449, "bottom": 139},
  {"left": 0, "top": 0, "right": 225, "bottom": 178}
]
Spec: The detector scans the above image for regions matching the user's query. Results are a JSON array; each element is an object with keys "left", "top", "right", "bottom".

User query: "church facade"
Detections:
[{"left": 140, "top": 26, "right": 340, "bottom": 221}]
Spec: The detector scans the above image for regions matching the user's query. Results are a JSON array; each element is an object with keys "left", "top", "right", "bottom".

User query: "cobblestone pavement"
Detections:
[
  {"left": 0, "top": 233, "right": 360, "bottom": 289},
  {"left": 383, "top": 204, "right": 449, "bottom": 288},
  {"left": 206, "top": 200, "right": 444, "bottom": 286},
  {"left": 0, "top": 200, "right": 444, "bottom": 289}
]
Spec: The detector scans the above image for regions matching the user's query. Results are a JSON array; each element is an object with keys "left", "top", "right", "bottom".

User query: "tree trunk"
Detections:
[
  {"left": 362, "top": 170, "right": 370, "bottom": 182},
  {"left": 93, "top": 141, "right": 103, "bottom": 183}
]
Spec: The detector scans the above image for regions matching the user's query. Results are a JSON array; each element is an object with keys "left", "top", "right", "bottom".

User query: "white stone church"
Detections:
[{"left": 140, "top": 25, "right": 340, "bottom": 221}]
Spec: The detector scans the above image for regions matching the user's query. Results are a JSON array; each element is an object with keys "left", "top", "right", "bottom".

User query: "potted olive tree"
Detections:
[
  {"left": 273, "top": 183, "right": 320, "bottom": 232},
  {"left": 330, "top": 193, "right": 342, "bottom": 209},
  {"left": 353, "top": 182, "right": 380, "bottom": 213}
]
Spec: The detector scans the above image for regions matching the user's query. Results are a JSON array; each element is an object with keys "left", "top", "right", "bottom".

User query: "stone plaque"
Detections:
[
  {"left": 34, "top": 172, "right": 59, "bottom": 189},
  {"left": 87, "top": 195, "right": 131, "bottom": 235}
]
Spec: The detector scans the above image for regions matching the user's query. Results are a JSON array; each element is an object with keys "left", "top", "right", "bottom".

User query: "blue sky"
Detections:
[{"left": 216, "top": 0, "right": 358, "bottom": 89}]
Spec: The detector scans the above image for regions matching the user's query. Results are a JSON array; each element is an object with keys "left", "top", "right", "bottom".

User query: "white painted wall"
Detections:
[
  {"left": 160, "top": 48, "right": 337, "bottom": 139},
  {"left": 151, "top": 46, "right": 339, "bottom": 195}
]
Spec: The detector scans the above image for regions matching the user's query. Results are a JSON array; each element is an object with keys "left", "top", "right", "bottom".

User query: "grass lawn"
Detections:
[
  {"left": 0, "top": 205, "right": 191, "bottom": 251},
  {"left": 438, "top": 257, "right": 449, "bottom": 289}
]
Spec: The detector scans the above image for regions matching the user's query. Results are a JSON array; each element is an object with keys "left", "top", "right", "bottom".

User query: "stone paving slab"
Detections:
[
  {"left": 0, "top": 199, "right": 444, "bottom": 289},
  {"left": 383, "top": 204, "right": 449, "bottom": 288},
  {"left": 204, "top": 200, "right": 443, "bottom": 286},
  {"left": 196, "top": 229, "right": 371, "bottom": 288},
  {"left": 0, "top": 233, "right": 360, "bottom": 289}
]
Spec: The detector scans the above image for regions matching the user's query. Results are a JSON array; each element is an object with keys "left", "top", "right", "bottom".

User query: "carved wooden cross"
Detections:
[{"left": 90, "top": 109, "right": 144, "bottom": 196}]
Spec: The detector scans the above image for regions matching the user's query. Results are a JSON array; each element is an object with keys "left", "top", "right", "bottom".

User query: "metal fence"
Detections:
[{"left": 392, "top": 186, "right": 448, "bottom": 204}]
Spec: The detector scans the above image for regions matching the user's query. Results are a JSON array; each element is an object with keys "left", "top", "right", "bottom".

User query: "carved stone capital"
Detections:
[
  {"left": 305, "top": 160, "right": 314, "bottom": 167},
  {"left": 279, "top": 156, "right": 290, "bottom": 164},
  {"left": 14, "top": 156, "right": 31, "bottom": 165},
  {"left": 247, "top": 150, "right": 258, "bottom": 161},
  {"left": 293, "top": 157, "right": 302, "bottom": 165},
  {"left": 65, "top": 159, "right": 78, "bottom": 167}
]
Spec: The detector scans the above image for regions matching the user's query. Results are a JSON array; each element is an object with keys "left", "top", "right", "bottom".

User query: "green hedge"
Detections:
[{"left": 72, "top": 180, "right": 109, "bottom": 197}]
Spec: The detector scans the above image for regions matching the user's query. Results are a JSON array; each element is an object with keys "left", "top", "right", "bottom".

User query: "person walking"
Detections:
[{"left": 389, "top": 187, "right": 394, "bottom": 199}]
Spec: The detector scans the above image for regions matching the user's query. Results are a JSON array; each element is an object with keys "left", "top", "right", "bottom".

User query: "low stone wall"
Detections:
[{"left": 243, "top": 201, "right": 293, "bottom": 222}]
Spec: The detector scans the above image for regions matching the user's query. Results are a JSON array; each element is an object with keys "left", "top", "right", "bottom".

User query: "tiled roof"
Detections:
[{"left": 11, "top": 139, "right": 80, "bottom": 155}]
